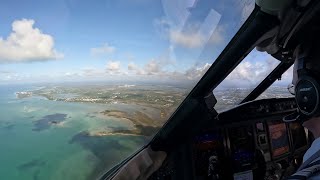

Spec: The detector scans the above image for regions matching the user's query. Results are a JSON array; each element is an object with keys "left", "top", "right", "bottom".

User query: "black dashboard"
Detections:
[
  {"left": 218, "top": 98, "right": 297, "bottom": 122},
  {"left": 149, "top": 98, "right": 310, "bottom": 180}
]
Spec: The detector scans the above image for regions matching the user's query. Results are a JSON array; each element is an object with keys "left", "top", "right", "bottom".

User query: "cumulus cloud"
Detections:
[
  {"left": 227, "top": 58, "right": 278, "bottom": 82},
  {"left": 282, "top": 65, "right": 293, "bottom": 82},
  {"left": 127, "top": 62, "right": 144, "bottom": 75},
  {"left": 155, "top": 5, "right": 223, "bottom": 50},
  {"left": 169, "top": 30, "right": 205, "bottom": 49},
  {"left": 82, "top": 67, "right": 96, "bottom": 74},
  {"left": 273, "top": 65, "right": 294, "bottom": 86},
  {"left": 185, "top": 63, "right": 211, "bottom": 80},
  {"left": 126, "top": 59, "right": 212, "bottom": 82},
  {"left": 106, "top": 61, "right": 121, "bottom": 74},
  {"left": 144, "top": 59, "right": 162, "bottom": 75},
  {"left": 90, "top": 43, "right": 115, "bottom": 56},
  {"left": 107, "top": 61, "right": 120, "bottom": 71},
  {"left": 80, "top": 67, "right": 106, "bottom": 77},
  {"left": 154, "top": 17, "right": 206, "bottom": 49},
  {"left": 64, "top": 72, "right": 80, "bottom": 78},
  {"left": 127, "top": 58, "right": 173, "bottom": 76},
  {"left": 169, "top": 21, "right": 224, "bottom": 50},
  {"left": 217, "top": 56, "right": 293, "bottom": 88},
  {"left": 208, "top": 25, "right": 225, "bottom": 45},
  {"left": 128, "top": 62, "right": 137, "bottom": 71},
  {"left": 0, "top": 19, "right": 63, "bottom": 63},
  {"left": 218, "top": 57, "right": 279, "bottom": 88}
]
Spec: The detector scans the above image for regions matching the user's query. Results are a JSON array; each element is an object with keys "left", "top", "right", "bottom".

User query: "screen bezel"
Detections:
[{"left": 267, "top": 121, "right": 290, "bottom": 159}]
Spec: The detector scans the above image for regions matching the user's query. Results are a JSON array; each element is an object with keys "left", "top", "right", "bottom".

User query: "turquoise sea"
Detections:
[{"left": 0, "top": 85, "right": 148, "bottom": 180}]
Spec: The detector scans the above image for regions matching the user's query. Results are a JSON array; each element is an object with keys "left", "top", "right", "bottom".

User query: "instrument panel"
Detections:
[
  {"left": 149, "top": 98, "right": 307, "bottom": 180},
  {"left": 192, "top": 126, "right": 259, "bottom": 179},
  {"left": 193, "top": 130, "right": 226, "bottom": 178},
  {"left": 218, "top": 98, "right": 297, "bottom": 122},
  {"left": 191, "top": 98, "right": 307, "bottom": 180}
]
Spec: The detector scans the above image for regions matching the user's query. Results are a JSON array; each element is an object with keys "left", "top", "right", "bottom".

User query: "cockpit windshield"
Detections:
[
  {"left": 0, "top": 0, "right": 254, "bottom": 179},
  {"left": 214, "top": 50, "right": 294, "bottom": 112},
  {"left": 257, "top": 66, "right": 295, "bottom": 100}
]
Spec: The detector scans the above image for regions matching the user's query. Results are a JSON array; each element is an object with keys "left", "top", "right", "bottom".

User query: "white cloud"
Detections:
[
  {"left": 126, "top": 58, "right": 212, "bottom": 82},
  {"left": 127, "top": 58, "right": 173, "bottom": 76},
  {"left": 65, "top": 72, "right": 78, "bottom": 76},
  {"left": 126, "top": 59, "right": 211, "bottom": 82},
  {"left": 227, "top": 58, "right": 278, "bottom": 82},
  {"left": 0, "top": 19, "right": 63, "bottom": 63},
  {"left": 185, "top": 63, "right": 211, "bottom": 80},
  {"left": 209, "top": 25, "right": 225, "bottom": 45},
  {"left": 218, "top": 57, "right": 293, "bottom": 88},
  {"left": 90, "top": 43, "right": 115, "bottom": 56},
  {"left": 64, "top": 72, "right": 80, "bottom": 78},
  {"left": 82, "top": 67, "right": 96, "bottom": 74},
  {"left": 106, "top": 61, "right": 121, "bottom": 74},
  {"left": 80, "top": 67, "right": 106, "bottom": 77},
  {"left": 107, "top": 61, "right": 120, "bottom": 71},
  {"left": 128, "top": 62, "right": 138, "bottom": 71},
  {"left": 169, "top": 16, "right": 224, "bottom": 49},
  {"left": 169, "top": 30, "right": 205, "bottom": 49},
  {"left": 282, "top": 66, "right": 293, "bottom": 82},
  {"left": 144, "top": 59, "right": 161, "bottom": 75},
  {"left": 155, "top": 6, "right": 223, "bottom": 50},
  {"left": 218, "top": 57, "right": 280, "bottom": 88},
  {"left": 240, "top": 0, "right": 255, "bottom": 22},
  {"left": 127, "top": 62, "right": 143, "bottom": 75},
  {"left": 154, "top": 18, "right": 205, "bottom": 49},
  {"left": 273, "top": 65, "right": 294, "bottom": 86}
]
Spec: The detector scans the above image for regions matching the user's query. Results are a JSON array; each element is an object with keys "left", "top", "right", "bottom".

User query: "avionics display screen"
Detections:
[
  {"left": 228, "top": 126, "right": 255, "bottom": 172},
  {"left": 194, "top": 132, "right": 223, "bottom": 150},
  {"left": 193, "top": 130, "right": 224, "bottom": 176},
  {"left": 290, "top": 122, "right": 307, "bottom": 150},
  {"left": 268, "top": 122, "right": 290, "bottom": 158},
  {"left": 256, "top": 122, "right": 265, "bottom": 133}
]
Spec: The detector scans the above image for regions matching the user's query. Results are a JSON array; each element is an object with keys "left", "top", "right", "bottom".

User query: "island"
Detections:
[{"left": 20, "top": 84, "right": 189, "bottom": 136}]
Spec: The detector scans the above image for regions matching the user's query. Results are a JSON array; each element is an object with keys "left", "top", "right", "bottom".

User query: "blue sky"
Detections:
[{"left": 0, "top": 0, "right": 291, "bottom": 87}]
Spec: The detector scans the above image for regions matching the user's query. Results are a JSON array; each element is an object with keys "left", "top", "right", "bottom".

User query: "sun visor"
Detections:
[{"left": 256, "top": 0, "right": 292, "bottom": 16}]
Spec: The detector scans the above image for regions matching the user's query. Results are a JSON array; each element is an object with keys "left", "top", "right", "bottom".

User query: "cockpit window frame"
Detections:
[
  {"left": 150, "top": 7, "right": 280, "bottom": 151},
  {"left": 101, "top": 4, "right": 282, "bottom": 179},
  {"left": 240, "top": 60, "right": 294, "bottom": 104}
]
